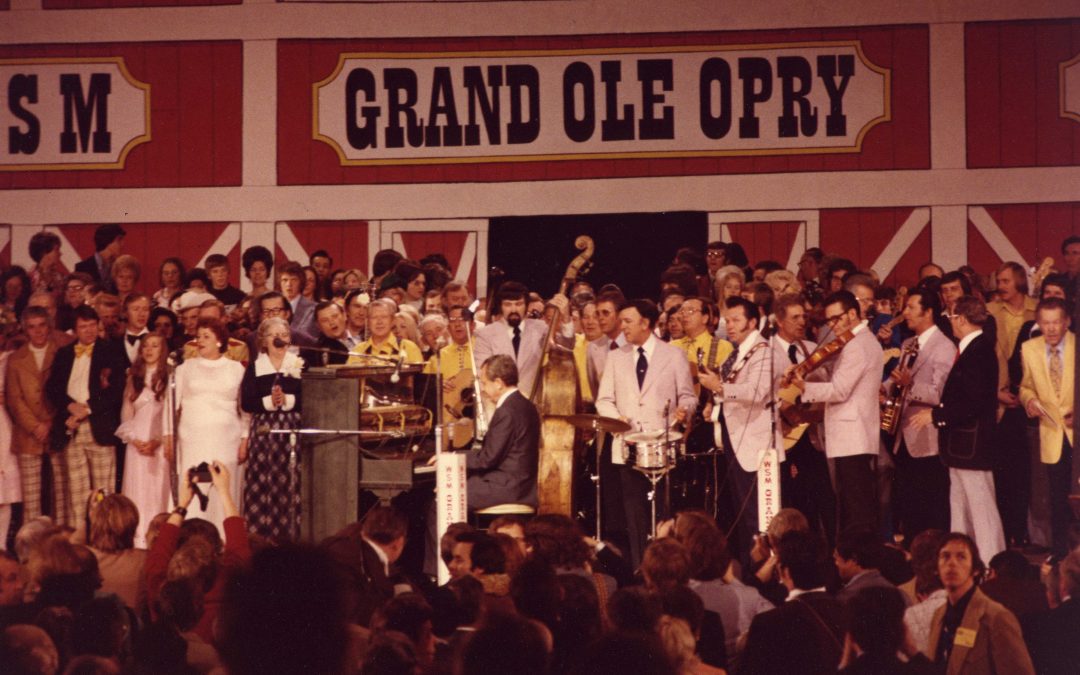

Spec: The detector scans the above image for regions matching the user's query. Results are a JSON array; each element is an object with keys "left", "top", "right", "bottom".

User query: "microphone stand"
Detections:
[{"left": 166, "top": 351, "right": 181, "bottom": 505}]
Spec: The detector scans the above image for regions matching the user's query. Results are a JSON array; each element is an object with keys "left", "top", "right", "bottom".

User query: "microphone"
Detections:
[
  {"left": 389, "top": 348, "right": 406, "bottom": 384},
  {"left": 434, "top": 335, "right": 448, "bottom": 350},
  {"left": 167, "top": 347, "right": 184, "bottom": 367},
  {"left": 272, "top": 337, "right": 290, "bottom": 349}
]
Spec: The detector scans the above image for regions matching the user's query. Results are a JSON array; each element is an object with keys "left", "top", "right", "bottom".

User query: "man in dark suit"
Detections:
[
  {"left": 737, "top": 529, "right": 844, "bottom": 675},
  {"left": 913, "top": 295, "right": 1006, "bottom": 562},
  {"left": 73, "top": 223, "right": 125, "bottom": 293},
  {"left": 1023, "top": 550, "right": 1080, "bottom": 675},
  {"left": 321, "top": 505, "right": 408, "bottom": 627},
  {"left": 466, "top": 354, "right": 540, "bottom": 510},
  {"left": 44, "top": 305, "right": 126, "bottom": 529}
]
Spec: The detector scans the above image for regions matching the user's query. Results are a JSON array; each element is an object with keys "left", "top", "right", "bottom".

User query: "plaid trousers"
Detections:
[
  {"left": 15, "top": 453, "right": 68, "bottom": 522},
  {"left": 55, "top": 422, "right": 115, "bottom": 529}
]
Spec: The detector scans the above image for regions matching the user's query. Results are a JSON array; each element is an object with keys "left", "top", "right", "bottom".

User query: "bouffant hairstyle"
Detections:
[
  {"left": 195, "top": 317, "right": 229, "bottom": 354},
  {"left": 88, "top": 493, "right": 139, "bottom": 553}
]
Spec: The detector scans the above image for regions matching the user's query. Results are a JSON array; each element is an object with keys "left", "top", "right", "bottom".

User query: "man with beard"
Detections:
[{"left": 472, "top": 281, "right": 573, "bottom": 399}]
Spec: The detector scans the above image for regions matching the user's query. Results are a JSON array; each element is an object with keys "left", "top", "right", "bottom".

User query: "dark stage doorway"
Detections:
[{"left": 489, "top": 212, "right": 707, "bottom": 299}]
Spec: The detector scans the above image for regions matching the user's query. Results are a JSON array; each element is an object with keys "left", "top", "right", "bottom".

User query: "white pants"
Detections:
[{"left": 949, "top": 467, "right": 1006, "bottom": 561}]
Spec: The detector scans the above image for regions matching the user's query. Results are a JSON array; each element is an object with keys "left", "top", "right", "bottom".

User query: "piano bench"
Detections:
[{"left": 471, "top": 503, "right": 536, "bottom": 529}]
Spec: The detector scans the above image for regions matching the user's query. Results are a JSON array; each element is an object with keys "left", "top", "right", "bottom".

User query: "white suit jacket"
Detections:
[
  {"left": 800, "top": 326, "right": 883, "bottom": 458},
  {"left": 596, "top": 337, "right": 697, "bottom": 464},
  {"left": 473, "top": 317, "right": 574, "bottom": 399},
  {"left": 718, "top": 332, "right": 784, "bottom": 471},
  {"left": 895, "top": 327, "right": 957, "bottom": 458}
]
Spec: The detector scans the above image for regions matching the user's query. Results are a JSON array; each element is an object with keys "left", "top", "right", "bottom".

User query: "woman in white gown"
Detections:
[
  {"left": 163, "top": 317, "right": 249, "bottom": 535},
  {"left": 117, "top": 333, "right": 170, "bottom": 548}
]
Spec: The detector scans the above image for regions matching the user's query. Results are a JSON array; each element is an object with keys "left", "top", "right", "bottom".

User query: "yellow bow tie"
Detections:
[{"left": 74, "top": 343, "right": 94, "bottom": 358}]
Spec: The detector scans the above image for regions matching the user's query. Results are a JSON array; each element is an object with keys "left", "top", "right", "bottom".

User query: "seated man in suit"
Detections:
[
  {"left": 737, "top": 529, "right": 845, "bottom": 675},
  {"left": 466, "top": 354, "right": 540, "bottom": 510},
  {"left": 321, "top": 505, "right": 408, "bottom": 628},
  {"left": 926, "top": 533, "right": 1033, "bottom": 674}
]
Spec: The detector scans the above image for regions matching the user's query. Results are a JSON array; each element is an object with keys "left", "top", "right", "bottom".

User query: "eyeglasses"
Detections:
[
  {"left": 824, "top": 314, "right": 845, "bottom": 326},
  {"left": 706, "top": 251, "right": 725, "bottom": 258},
  {"left": 679, "top": 307, "right": 703, "bottom": 315},
  {"left": 263, "top": 306, "right": 287, "bottom": 316}
]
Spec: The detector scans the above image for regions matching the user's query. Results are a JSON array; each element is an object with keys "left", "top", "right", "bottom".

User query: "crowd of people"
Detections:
[{"left": 0, "top": 223, "right": 1078, "bottom": 673}]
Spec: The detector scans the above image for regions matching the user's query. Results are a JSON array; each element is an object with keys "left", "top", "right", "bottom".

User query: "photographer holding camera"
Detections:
[{"left": 145, "top": 460, "right": 252, "bottom": 645}]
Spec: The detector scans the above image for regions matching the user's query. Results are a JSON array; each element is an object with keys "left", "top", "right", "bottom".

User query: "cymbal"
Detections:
[
  {"left": 545, "top": 413, "right": 632, "bottom": 434},
  {"left": 624, "top": 430, "right": 684, "bottom": 444}
]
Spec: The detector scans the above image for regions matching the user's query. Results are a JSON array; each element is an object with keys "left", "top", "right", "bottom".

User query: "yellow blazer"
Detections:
[
  {"left": 1019, "top": 333, "right": 1074, "bottom": 464},
  {"left": 6, "top": 341, "right": 57, "bottom": 456}
]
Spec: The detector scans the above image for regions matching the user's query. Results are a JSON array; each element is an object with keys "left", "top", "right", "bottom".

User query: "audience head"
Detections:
[
  {"left": 524, "top": 514, "right": 591, "bottom": 570},
  {"left": 672, "top": 511, "right": 731, "bottom": 581},
  {"left": 0, "top": 624, "right": 60, "bottom": 675},
  {"left": 87, "top": 493, "right": 139, "bottom": 553},
  {"left": 641, "top": 538, "right": 691, "bottom": 592},
  {"left": 776, "top": 530, "right": 828, "bottom": 592},
  {"left": 371, "top": 593, "right": 435, "bottom": 667},
  {"left": 361, "top": 506, "right": 408, "bottom": 564},
  {"left": 459, "top": 611, "right": 550, "bottom": 675},
  {"left": 845, "top": 586, "right": 908, "bottom": 662},
  {"left": 607, "top": 586, "right": 663, "bottom": 632},
  {"left": 834, "top": 529, "right": 884, "bottom": 581}
]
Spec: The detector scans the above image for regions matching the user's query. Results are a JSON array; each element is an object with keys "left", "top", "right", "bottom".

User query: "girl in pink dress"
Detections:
[{"left": 118, "top": 334, "right": 170, "bottom": 548}]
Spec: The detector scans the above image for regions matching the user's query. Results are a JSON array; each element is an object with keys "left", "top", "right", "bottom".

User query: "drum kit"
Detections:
[{"left": 545, "top": 413, "right": 686, "bottom": 541}]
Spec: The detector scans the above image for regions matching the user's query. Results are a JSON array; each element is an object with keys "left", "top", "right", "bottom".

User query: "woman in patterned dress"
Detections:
[{"left": 241, "top": 317, "right": 303, "bottom": 541}]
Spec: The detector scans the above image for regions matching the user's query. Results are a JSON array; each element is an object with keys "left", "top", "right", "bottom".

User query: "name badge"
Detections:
[{"left": 954, "top": 627, "right": 978, "bottom": 648}]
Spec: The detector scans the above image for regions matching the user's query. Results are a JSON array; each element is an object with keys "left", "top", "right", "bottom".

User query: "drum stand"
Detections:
[{"left": 635, "top": 465, "right": 673, "bottom": 542}]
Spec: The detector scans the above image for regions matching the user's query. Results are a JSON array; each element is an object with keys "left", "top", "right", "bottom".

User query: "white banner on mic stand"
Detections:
[
  {"left": 757, "top": 448, "right": 781, "bottom": 533},
  {"left": 436, "top": 453, "right": 468, "bottom": 585}
]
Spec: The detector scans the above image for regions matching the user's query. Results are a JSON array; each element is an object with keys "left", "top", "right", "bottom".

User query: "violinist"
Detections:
[{"left": 788, "top": 290, "right": 884, "bottom": 536}]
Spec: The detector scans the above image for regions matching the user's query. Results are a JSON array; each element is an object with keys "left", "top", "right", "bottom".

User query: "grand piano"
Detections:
[{"left": 299, "top": 360, "right": 438, "bottom": 542}]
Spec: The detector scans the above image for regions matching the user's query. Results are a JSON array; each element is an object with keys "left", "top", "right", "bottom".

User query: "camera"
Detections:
[{"left": 189, "top": 462, "right": 213, "bottom": 483}]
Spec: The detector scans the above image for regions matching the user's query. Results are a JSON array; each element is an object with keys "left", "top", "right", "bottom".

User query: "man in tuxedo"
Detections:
[
  {"left": 466, "top": 354, "right": 540, "bottom": 510},
  {"left": 790, "top": 290, "right": 884, "bottom": 536},
  {"left": 74, "top": 223, "right": 125, "bottom": 293},
  {"left": 913, "top": 296, "right": 1006, "bottom": 562},
  {"left": 699, "top": 297, "right": 778, "bottom": 555},
  {"left": 596, "top": 298, "right": 696, "bottom": 566},
  {"left": 472, "top": 281, "right": 574, "bottom": 399},
  {"left": 120, "top": 293, "right": 151, "bottom": 365},
  {"left": 737, "top": 529, "right": 845, "bottom": 675},
  {"left": 771, "top": 294, "right": 836, "bottom": 547},
  {"left": 45, "top": 305, "right": 126, "bottom": 528},
  {"left": 889, "top": 289, "right": 956, "bottom": 542},
  {"left": 7, "top": 307, "right": 59, "bottom": 522},
  {"left": 1019, "top": 297, "right": 1077, "bottom": 555},
  {"left": 321, "top": 505, "right": 408, "bottom": 627}
]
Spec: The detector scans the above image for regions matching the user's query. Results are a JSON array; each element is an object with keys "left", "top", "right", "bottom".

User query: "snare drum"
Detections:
[{"left": 625, "top": 431, "right": 683, "bottom": 472}]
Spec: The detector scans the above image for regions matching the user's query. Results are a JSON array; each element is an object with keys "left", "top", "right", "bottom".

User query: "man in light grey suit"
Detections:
[
  {"left": 888, "top": 289, "right": 955, "bottom": 541},
  {"left": 279, "top": 261, "right": 317, "bottom": 340},
  {"left": 700, "top": 297, "right": 782, "bottom": 555},
  {"left": 585, "top": 291, "right": 627, "bottom": 399},
  {"left": 596, "top": 298, "right": 696, "bottom": 566},
  {"left": 473, "top": 281, "right": 574, "bottom": 399},
  {"left": 791, "top": 290, "right": 884, "bottom": 537}
]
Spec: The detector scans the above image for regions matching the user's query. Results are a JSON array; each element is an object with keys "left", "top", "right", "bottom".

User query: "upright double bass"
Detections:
[{"left": 530, "top": 236, "right": 594, "bottom": 516}]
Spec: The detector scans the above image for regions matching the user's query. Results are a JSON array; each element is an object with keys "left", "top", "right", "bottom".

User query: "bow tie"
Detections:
[
  {"left": 75, "top": 343, "right": 94, "bottom": 358},
  {"left": 126, "top": 334, "right": 142, "bottom": 346}
]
